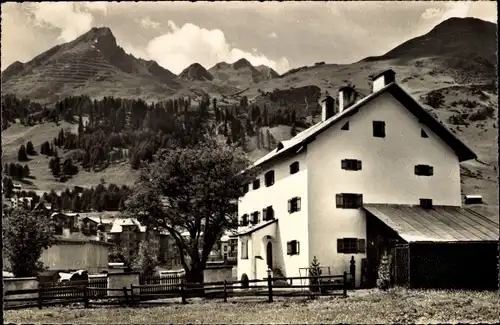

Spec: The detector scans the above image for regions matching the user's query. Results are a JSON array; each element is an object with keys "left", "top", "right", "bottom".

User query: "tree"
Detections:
[
  {"left": 2, "top": 208, "right": 56, "bottom": 277},
  {"left": 26, "top": 141, "right": 35, "bottom": 155},
  {"left": 23, "top": 164, "right": 30, "bottom": 178},
  {"left": 132, "top": 237, "right": 159, "bottom": 277},
  {"left": 18, "top": 145, "right": 28, "bottom": 161},
  {"left": 2, "top": 177, "right": 14, "bottom": 198},
  {"left": 126, "top": 138, "right": 258, "bottom": 283}
]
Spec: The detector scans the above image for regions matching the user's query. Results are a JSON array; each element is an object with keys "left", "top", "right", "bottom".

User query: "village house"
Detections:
[{"left": 236, "top": 70, "right": 499, "bottom": 289}]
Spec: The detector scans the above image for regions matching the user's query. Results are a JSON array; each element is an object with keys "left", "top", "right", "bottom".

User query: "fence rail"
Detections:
[{"left": 4, "top": 272, "right": 351, "bottom": 310}]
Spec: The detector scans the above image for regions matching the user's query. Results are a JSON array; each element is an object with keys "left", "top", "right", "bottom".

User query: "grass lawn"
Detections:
[{"left": 4, "top": 289, "right": 499, "bottom": 324}]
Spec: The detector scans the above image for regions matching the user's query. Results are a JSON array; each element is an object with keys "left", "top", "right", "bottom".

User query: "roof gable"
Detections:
[{"left": 251, "top": 82, "right": 476, "bottom": 168}]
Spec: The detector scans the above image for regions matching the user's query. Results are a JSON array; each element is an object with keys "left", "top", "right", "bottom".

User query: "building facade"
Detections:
[{"left": 236, "top": 70, "right": 480, "bottom": 287}]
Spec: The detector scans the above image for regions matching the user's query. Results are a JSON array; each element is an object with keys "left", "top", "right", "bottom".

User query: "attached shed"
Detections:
[{"left": 363, "top": 204, "right": 499, "bottom": 290}]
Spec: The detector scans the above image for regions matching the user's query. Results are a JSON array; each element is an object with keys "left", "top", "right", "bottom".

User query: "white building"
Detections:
[{"left": 236, "top": 69, "right": 481, "bottom": 288}]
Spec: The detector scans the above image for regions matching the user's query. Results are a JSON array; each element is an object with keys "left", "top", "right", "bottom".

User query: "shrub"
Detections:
[
  {"left": 424, "top": 92, "right": 445, "bottom": 109},
  {"left": 376, "top": 250, "right": 392, "bottom": 290},
  {"left": 241, "top": 273, "right": 249, "bottom": 288}
]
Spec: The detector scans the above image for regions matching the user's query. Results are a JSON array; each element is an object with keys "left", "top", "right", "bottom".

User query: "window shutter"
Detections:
[
  {"left": 297, "top": 197, "right": 301, "bottom": 211},
  {"left": 341, "top": 160, "right": 347, "bottom": 169},
  {"left": 358, "top": 239, "right": 366, "bottom": 253},
  {"left": 288, "top": 199, "right": 291, "bottom": 212},
  {"left": 357, "top": 194, "right": 363, "bottom": 207},
  {"left": 287, "top": 242, "right": 292, "bottom": 255},
  {"left": 262, "top": 208, "right": 267, "bottom": 220},
  {"left": 296, "top": 241, "right": 300, "bottom": 255},
  {"left": 356, "top": 160, "right": 362, "bottom": 170},
  {"left": 336, "top": 194, "right": 342, "bottom": 208},
  {"left": 337, "top": 238, "right": 344, "bottom": 253},
  {"left": 429, "top": 166, "right": 434, "bottom": 176}
]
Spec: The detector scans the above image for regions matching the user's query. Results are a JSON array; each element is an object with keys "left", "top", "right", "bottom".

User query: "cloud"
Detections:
[
  {"left": 421, "top": 2, "right": 472, "bottom": 22},
  {"left": 130, "top": 21, "right": 290, "bottom": 74},
  {"left": 30, "top": 2, "right": 106, "bottom": 42},
  {"left": 268, "top": 31, "right": 278, "bottom": 39},
  {"left": 421, "top": 8, "right": 442, "bottom": 20},
  {"left": 139, "top": 17, "right": 161, "bottom": 29}
]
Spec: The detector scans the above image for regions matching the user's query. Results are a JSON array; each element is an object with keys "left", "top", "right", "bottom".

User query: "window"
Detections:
[
  {"left": 290, "top": 161, "right": 300, "bottom": 174},
  {"left": 252, "top": 179, "right": 260, "bottom": 190},
  {"left": 337, "top": 238, "right": 366, "bottom": 254},
  {"left": 251, "top": 211, "right": 260, "bottom": 224},
  {"left": 241, "top": 239, "right": 248, "bottom": 259},
  {"left": 421, "top": 129, "right": 428, "bottom": 138},
  {"left": 336, "top": 194, "right": 363, "bottom": 209},
  {"left": 373, "top": 121, "right": 386, "bottom": 138},
  {"left": 242, "top": 183, "right": 249, "bottom": 194},
  {"left": 263, "top": 206, "right": 274, "bottom": 221},
  {"left": 240, "top": 214, "right": 249, "bottom": 226},
  {"left": 341, "top": 121, "right": 350, "bottom": 130},
  {"left": 341, "top": 159, "right": 362, "bottom": 171},
  {"left": 287, "top": 240, "right": 300, "bottom": 255},
  {"left": 288, "top": 197, "right": 301, "bottom": 213},
  {"left": 414, "top": 164, "right": 434, "bottom": 176},
  {"left": 420, "top": 198, "right": 433, "bottom": 209},
  {"left": 265, "top": 170, "right": 275, "bottom": 187}
]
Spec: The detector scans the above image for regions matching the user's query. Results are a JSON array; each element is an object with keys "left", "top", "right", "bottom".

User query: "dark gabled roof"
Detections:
[
  {"left": 364, "top": 204, "right": 499, "bottom": 242},
  {"left": 250, "top": 82, "right": 476, "bottom": 168}
]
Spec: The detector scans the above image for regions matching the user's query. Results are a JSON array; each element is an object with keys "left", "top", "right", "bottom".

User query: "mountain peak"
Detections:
[
  {"left": 232, "top": 58, "right": 253, "bottom": 69},
  {"left": 179, "top": 63, "right": 213, "bottom": 81}
]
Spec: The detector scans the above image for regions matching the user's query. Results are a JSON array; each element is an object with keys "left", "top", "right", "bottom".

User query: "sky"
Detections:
[{"left": 1, "top": 1, "right": 497, "bottom": 75}]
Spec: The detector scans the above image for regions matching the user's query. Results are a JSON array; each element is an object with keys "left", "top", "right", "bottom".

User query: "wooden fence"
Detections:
[
  {"left": 139, "top": 274, "right": 184, "bottom": 296},
  {"left": 4, "top": 272, "right": 351, "bottom": 310}
]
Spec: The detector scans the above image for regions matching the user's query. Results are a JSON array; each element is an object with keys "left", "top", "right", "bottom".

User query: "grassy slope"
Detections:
[
  {"left": 1, "top": 118, "right": 138, "bottom": 193},
  {"left": 4, "top": 289, "right": 499, "bottom": 324}
]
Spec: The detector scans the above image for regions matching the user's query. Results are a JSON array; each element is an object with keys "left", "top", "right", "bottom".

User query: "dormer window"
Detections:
[
  {"left": 265, "top": 170, "right": 275, "bottom": 187},
  {"left": 373, "top": 121, "right": 386, "bottom": 138},
  {"left": 421, "top": 129, "right": 429, "bottom": 138},
  {"left": 253, "top": 179, "right": 260, "bottom": 190},
  {"left": 290, "top": 161, "right": 299, "bottom": 174}
]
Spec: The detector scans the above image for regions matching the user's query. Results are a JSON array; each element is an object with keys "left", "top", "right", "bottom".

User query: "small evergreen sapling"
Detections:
[{"left": 309, "top": 256, "right": 322, "bottom": 293}]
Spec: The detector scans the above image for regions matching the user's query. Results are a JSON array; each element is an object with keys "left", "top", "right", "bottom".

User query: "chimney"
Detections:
[
  {"left": 338, "top": 86, "right": 358, "bottom": 113},
  {"left": 321, "top": 96, "right": 336, "bottom": 121},
  {"left": 371, "top": 69, "right": 396, "bottom": 93}
]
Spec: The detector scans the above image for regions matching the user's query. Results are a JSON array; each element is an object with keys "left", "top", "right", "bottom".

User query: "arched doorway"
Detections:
[{"left": 266, "top": 242, "right": 273, "bottom": 269}]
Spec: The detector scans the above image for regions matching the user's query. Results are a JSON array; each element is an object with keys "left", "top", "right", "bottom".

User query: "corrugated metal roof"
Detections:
[{"left": 364, "top": 204, "right": 499, "bottom": 242}]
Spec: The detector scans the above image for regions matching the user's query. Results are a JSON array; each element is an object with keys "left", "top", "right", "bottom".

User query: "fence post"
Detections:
[
  {"left": 38, "top": 286, "right": 43, "bottom": 309},
  {"left": 267, "top": 275, "right": 273, "bottom": 303},
  {"left": 130, "top": 284, "right": 136, "bottom": 306},
  {"left": 180, "top": 280, "right": 187, "bottom": 304},
  {"left": 350, "top": 256, "right": 356, "bottom": 289},
  {"left": 343, "top": 272, "right": 347, "bottom": 297},
  {"left": 122, "top": 287, "right": 131, "bottom": 307},
  {"left": 84, "top": 285, "right": 89, "bottom": 308},
  {"left": 223, "top": 280, "right": 228, "bottom": 303}
]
